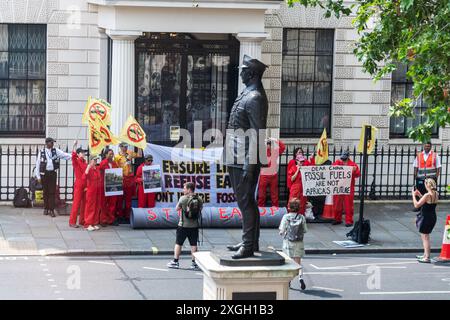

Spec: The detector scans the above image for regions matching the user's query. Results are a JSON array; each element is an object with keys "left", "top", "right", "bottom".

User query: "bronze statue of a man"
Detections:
[{"left": 224, "top": 55, "right": 269, "bottom": 259}]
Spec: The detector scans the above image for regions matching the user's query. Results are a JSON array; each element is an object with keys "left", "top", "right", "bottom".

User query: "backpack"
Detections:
[
  {"left": 184, "top": 194, "right": 202, "bottom": 220},
  {"left": 13, "top": 187, "right": 31, "bottom": 208},
  {"left": 286, "top": 213, "right": 305, "bottom": 242},
  {"left": 346, "top": 219, "right": 371, "bottom": 244}
]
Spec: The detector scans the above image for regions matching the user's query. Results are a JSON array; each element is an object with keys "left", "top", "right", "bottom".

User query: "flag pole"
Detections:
[{"left": 357, "top": 125, "right": 371, "bottom": 243}]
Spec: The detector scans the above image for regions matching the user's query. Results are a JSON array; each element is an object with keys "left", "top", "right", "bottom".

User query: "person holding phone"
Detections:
[{"left": 412, "top": 178, "right": 438, "bottom": 263}]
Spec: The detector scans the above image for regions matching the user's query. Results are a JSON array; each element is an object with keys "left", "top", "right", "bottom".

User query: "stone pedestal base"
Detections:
[{"left": 194, "top": 251, "right": 300, "bottom": 300}]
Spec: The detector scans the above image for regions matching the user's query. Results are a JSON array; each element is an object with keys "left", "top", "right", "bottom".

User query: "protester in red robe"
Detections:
[
  {"left": 287, "top": 154, "right": 308, "bottom": 215},
  {"left": 258, "top": 138, "right": 286, "bottom": 207},
  {"left": 99, "top": 149, "right": 120, "bottom": 226},
  {"left": 69, "top": 141, "right": 87, "bottom": 228},
  {"left": 136, "top": 154, "right": 157, "bottom": 208},
  {"left": 332, "top": 150, "right": 361, "bottom": 227},
  {"left": 83, "top": 157, "right": 102, "bottom": 231}
]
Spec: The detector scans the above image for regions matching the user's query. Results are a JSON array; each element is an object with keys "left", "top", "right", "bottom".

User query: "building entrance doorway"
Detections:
[{"left": 135, "top": 33, "right": 239, "bottom": 147}]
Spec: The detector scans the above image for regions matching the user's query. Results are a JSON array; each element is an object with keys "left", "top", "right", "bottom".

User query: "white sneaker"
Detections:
[
  {"left": 85, "top": 225, "right": 96, "bottom": 231},
  {"left": 94, "top": 225, "right": 101, "bottom": 230}
]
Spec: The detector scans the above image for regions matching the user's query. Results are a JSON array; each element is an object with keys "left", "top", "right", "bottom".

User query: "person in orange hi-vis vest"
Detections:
[
  {"left": 99, "top": 149, "right": 120, "bottom": 226},
  {"left": 136, "top": 154, "right": 157, "bottom": 208},
  {"left": 83, "top": 157, "right": 102, "bottom": 231},
  {"left": 287, "top": 155, "right": 308, "bottom": 215},
  {"left": 258, "top": 138, "right": 286, "bottom": 208},
  {"left": 114, "top": 143, "right": 143, "bottom": 222},
  {"left": 69, "top": 140, "right": 87, "bottom": 228},
  {"left": 332, "top": 150, "right": 360, "bottom": 227},
  {"left": 413, "top": 142, "right": 441, "bottom": 211}
]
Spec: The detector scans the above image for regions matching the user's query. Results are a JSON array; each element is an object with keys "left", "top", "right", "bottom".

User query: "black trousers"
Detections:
[
  {"left": 42, "top": 171, "right": 57, "bottom": 210},
  {"left": 228, "top": 166, "right": 260, "bottom": 251}
]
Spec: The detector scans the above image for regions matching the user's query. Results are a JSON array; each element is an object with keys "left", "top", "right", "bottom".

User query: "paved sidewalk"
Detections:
[{"left": 0, "top": 203, "right": 447, "bottom": 256}]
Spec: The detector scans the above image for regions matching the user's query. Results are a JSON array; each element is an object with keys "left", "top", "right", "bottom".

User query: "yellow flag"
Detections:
[
  {"left": 119, "top": 115, "right": 147, "bottom": 150},
  {"left": 315, "top": 128, "right": 329, "bottom": 165},
  {"left": 82, "top": 97, "right": 112, "bottom": 126},
  {"left": 357, "top": 124, "right": 378, "bottom": 154},
  {"left": 88, "top": 117, "right": 120, "bottom": 155}
]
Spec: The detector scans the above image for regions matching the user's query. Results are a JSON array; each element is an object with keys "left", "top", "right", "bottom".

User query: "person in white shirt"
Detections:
[{"left": 35, "top": 137, "right": 71, "bottom": 217}]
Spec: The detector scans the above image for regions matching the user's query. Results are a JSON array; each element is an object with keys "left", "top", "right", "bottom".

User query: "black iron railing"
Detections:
[
  {"left": 0, "top": 143, "right": 449, "bottom": 203},
  {"left": 278, "top": 142, "right": 450, "bottom": 206}
]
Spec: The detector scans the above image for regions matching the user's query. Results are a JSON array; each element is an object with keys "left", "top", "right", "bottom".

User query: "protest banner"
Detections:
[
  {"left": 300, "top": 165, "right": 353, "bottom": 196},
  {"left": 104, "top": 168, "right": 123, "bottom": 196},
  {"left": 144, "top": 143, "right": 236, "bottom": 207},
  {"left": 143, "top": 165, "right": 163, "bottom": 193},
  {"left": 131, "top": 206, "right": 286, "bottom": 229}
]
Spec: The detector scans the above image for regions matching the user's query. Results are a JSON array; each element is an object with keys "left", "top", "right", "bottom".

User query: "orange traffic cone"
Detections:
[
  {"left": 322, "top": 194, "right": 335, "bottom": 220},
  {"left": 435, "top": 215, "right": 450, "bottom": 263}
]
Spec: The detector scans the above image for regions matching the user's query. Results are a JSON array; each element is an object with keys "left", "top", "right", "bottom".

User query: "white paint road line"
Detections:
[
  {"left": 303, "top": 272, "right": 363, "bottom": 276},
  {"left": 312, "top": 286, "right": 344, "bottom": 292},
  {"left": 88, "top": 261, "right": 116, "bottom": 266},
  {"left": 310, "top": 261, "right": 417, "bottom": 270},
  {"left": 361, "top": 290, "right": 450, "bottom": 295},
  {"left": 143, "top": 267, "right": 169, "bottom": 272}
]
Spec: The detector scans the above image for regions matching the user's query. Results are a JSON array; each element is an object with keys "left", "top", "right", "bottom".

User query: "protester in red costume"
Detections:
[
  {"left": 287, "top": 154, "right": 308, "bottom": 215},
  {"left": 114, "top": 143, "right": 143, "bottom": 223},
  {"left": 258, "top": 138, "right": 286, "bottom": 207},
  {"left": 332, "top": 150, "right": 361, "bottom": 227},
  {"left": 83, "top": 157, "right": 102, "bottom": 231},
  {"left": 99, "top": 149, "right": 120, "bottom": 226},
  {"left": 69, "top": 140, "right": 87, "bottom": 228},
  {"left": 136, "top": 154, "right": 157, "bottom": 208}
]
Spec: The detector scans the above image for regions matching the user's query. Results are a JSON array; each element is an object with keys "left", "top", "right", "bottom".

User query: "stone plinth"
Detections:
[{"left": 194, "top": 251, "right": 300, "bottom": 300}]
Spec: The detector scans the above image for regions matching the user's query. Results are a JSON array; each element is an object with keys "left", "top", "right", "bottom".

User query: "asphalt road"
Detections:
[{"left": 0, "top": 253, "right": 449, "bottom": 300}]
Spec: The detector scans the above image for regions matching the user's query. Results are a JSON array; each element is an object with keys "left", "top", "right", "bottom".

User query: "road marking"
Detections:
[
  {"left": 378, "top": 266, "right": 407, "bottom": 269},
  {"left": 433, "top": 266, "right": 450, "bottom": 269},
  {"left": 312, "top": 286, "right": 344, "bottom": 292},
  {"left": 48, "top": 279, "right": 55, "bottom": 282},
  {"left": 310, "top": 261, "right": 416, "bottom": 270},
  {"left": 143, "top": 267, "right": 169, "bottom": 272},
  {"left": 54, "top": 291, "right": 61, "bottom": 294},
  {"left": 152, "top": 247, "right": 159, "bottom": 255},
  {"left": 196, "top": 273, "right": 203, "bottom": 276},
  {"left": 303, "top": 272, "right": 363, "bottom": 276},
  {"left": 88, "top": 261, "right": 115, "bottom": 266},
  {"left": 441, "top": 278, "right": 450, "bottom": 282},
  {"left": 46, "top": 274, "right": 52, "bottom": 277},
  {"left": 361, "top": 290, "right": 450, "bottom": 295},
  {"left": 40, "top": 264, "right": 47, "bottom": 267},
  {"left": 51, "top": 285, "right": 58, "bottom": 288}
]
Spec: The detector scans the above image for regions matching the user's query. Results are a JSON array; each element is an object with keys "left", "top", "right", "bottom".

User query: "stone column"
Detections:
[
  {"left": 235, "top": 33, "right": 269, "bottom": 92},
  {"left": 106, "top": 30, "right": 142, "bottom": 138}
]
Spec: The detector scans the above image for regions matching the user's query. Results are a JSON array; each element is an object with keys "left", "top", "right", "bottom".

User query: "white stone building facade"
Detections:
[{"left": 1, "top": 0, "right": 449, "bottom": 202}]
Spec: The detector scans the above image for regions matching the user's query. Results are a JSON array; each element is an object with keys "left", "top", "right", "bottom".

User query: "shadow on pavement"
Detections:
[{"left": 295, "top": 289, "right": 342, "bottom": 298}]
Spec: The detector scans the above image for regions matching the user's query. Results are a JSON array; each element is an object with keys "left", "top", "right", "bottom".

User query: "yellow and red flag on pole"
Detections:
[
  {"left": 82, "top": 96, "right": 112, "bottom": 126},
  {"left": 119, "top": 115, "right": 147, "bottom": 150},
  {"left": 88, "top": 117, "right": 120, "bottom": 156},
  {"left": 315, "top": 128, "right": 329, "bottom": 165},
  {"left": 357, "top": 124, "right": 378, "bottom": 154}
]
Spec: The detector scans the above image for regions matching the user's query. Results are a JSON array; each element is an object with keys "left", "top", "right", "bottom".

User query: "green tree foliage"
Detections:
[{"left": 287, "top": 0, "right": 450, "bottom": 142}]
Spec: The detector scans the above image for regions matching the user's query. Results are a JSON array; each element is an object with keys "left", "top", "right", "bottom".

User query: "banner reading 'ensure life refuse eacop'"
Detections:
[{"left": 143, "top": 143, "right": 236, "bottom": 207}]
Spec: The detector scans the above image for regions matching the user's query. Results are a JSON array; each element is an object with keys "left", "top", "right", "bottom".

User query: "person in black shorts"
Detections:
[
  {"left": 167, "top": 182, "right": 203, "bottom": 270},
  {"left": 412, "top": 178, "right": 438, "bottom": 263}
]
